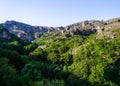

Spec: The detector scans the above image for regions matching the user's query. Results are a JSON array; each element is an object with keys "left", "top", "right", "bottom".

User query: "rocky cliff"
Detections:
[
  {"left": 3, "top": 21, "right": 55, "bottom": 41},
  {"left": 0, "top": 24, "right": 11, "bottom": 39},
  {"left": 2, "top": 18, "right": 120, "bottom": 41}
]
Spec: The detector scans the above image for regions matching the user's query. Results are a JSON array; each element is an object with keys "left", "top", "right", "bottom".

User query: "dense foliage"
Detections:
[{"left": 0, "top": 21, "right": 120, "bottom": 86}]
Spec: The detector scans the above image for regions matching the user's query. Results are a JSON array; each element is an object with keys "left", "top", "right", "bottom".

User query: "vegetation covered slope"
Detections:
[{"left": 0, "top": 18, "right": 120, "bottom": 86}]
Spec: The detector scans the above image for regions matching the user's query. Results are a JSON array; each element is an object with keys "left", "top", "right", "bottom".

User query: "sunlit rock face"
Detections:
[
  {"left": 2, "top": 20, "right": 103, "bottom": 41},
  {"left": 3, "top": 18, "right": 119, "bottom": 41},
  {"left": 3, "top": 21, "right": 55, "bottom": 41}
]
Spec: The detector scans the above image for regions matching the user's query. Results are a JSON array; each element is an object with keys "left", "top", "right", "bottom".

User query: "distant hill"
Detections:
[
  {"left": 0, "top": 24, "right": 30, "bottom": 53},
  {"left": 0, "top": 24, "right": 11, "bottom": 39},
  {"left": 0, "top": 24, "right": 24, "bottom": 42},
  {"left": 2, "top": 17, "right": 120, "bottom": 41},
  {"left": 3, "top": 21, "right": 55, "bottom": 41}
]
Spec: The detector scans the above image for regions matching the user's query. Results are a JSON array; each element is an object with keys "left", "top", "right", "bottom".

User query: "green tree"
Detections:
[
  {"left": 21, "top": 62, "right": 43, "bottom": 81},
  {"left": 33, "top": 78, "right": 65, "bottom": 86},
  {"left": 29, "top": 48, "right": 47, "bottom": 61},
  {"left": 0, "top": 58, "right": 21, "bottom": 86},
  {"left": 24, "top": 43, "right": 38, "bottom": 54},
  {"left": 0, "top": 48, "right": 24, "bottom": 72}
]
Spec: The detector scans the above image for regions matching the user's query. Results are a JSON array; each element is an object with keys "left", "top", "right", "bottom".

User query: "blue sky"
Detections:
[{"left": 0, "top": 0, "right": 120, "bottom": 26}]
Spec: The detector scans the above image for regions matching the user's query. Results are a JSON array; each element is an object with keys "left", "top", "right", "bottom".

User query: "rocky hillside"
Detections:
[
  {"left": 0, "top": 24, "right": 29, "bottom": 44},
  {"left": 0, "top": 24, "right": 11, "bottom": 39},
  {"left": 2, "top": 18, "right": 120, "bottom": 41},
  {"left": 3, "top": 21, "right": 55, "bottom": 41},
  {"left": 0, "top": 17, "right": 120, "bottom": 86}
]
